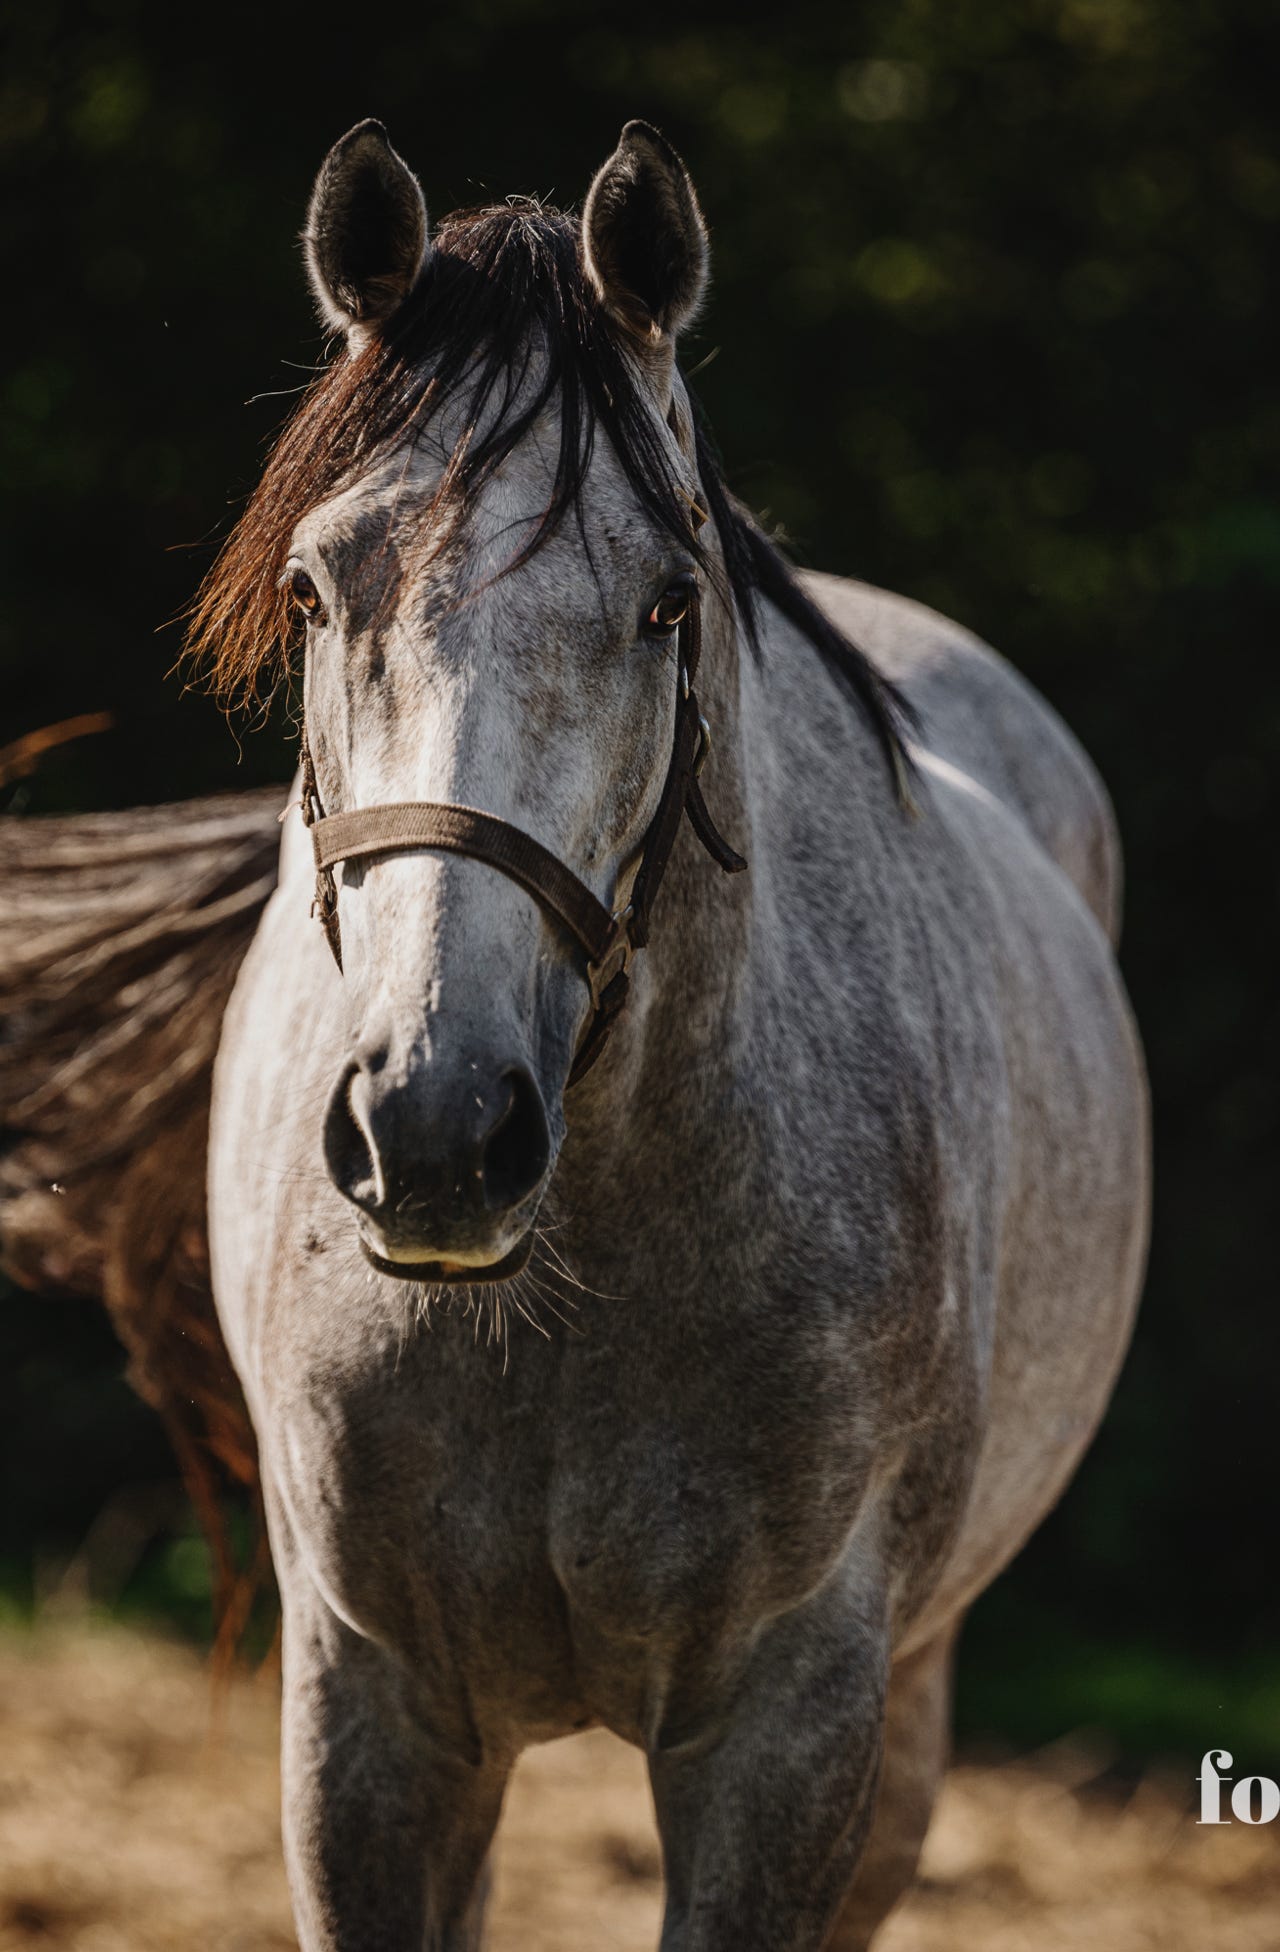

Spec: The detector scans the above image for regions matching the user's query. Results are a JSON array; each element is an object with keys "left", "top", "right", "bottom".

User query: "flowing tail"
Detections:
[{"left": 0, "top": 787, "right": 282, "bottom": 1627}]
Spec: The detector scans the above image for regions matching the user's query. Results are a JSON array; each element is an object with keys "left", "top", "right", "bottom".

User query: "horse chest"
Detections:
[
  {"left": 277, "top": 1312, "right": 876, "bottom": 1737},
  {"left": 543, "top": 1324, "right": 878, "bottom": 1648}
]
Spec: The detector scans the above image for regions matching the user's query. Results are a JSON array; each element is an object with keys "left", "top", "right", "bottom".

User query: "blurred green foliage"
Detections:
[{"left": 2, "top": 0, "right": 1277, "bottom": 1753}]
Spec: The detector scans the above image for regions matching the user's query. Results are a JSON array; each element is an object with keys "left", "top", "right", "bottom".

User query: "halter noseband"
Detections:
[{"left": 298, "top": 561, "right": 746, "bottom": 1086}]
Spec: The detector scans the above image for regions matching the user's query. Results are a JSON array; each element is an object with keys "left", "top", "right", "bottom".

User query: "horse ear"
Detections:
[
  {"left": 582, "top": 121, "right": 709, "bottom": 341},
  {"left": 304, "top": 119, "right": 428, "bottom": 342}
]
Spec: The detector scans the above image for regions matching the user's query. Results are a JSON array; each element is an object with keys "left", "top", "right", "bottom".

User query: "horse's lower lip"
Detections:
[{"left": 357, "top": 1228, "right": 536, "bottom": 1285}]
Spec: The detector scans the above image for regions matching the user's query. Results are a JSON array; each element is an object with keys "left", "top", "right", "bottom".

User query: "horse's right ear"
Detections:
[
  {"left": 304, "top": 120, "right": 428, "bottom": 344},
  {"left": 582, "top": 121, "right": 709, "bottom": 344}
]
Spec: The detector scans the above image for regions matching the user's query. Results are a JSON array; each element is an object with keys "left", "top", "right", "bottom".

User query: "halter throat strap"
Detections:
[{"left": 299, "top": 581, "right": 746, "bottom": 1086}]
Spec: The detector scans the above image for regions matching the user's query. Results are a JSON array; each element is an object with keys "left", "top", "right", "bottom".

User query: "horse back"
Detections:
[{"left": 804, "top": 572, "right": 1122, "bottom": 944}]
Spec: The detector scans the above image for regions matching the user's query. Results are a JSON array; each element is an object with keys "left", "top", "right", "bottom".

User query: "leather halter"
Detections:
[{"left": 298, "top": 568, "right": 747, "bottom": 1086}]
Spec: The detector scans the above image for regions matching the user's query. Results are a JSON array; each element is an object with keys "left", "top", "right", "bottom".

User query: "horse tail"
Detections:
[{"left": 0, "top": 787, "right": 282, "bottom": 1637}]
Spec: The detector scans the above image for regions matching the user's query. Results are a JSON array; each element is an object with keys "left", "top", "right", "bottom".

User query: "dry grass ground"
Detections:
[{"left": 0, "top": 1627, "right": 1275, "bottom": 1951}]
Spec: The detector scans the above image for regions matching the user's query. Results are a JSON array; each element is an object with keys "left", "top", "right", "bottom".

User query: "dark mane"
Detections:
[{"left": 187, "top": 200, "right": 913, "bottom": 790}]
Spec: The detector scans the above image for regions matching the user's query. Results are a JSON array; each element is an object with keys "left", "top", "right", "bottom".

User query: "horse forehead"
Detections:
[
  {"left": 295, "top": 447, "right": 448, "bottom": 570},
  {"left": 299, "top": 435, "right": 663, "bottom": 622}
]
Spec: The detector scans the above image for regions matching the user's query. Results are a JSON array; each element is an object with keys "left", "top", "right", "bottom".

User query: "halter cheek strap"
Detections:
[{"left": 299, "top": 574, "right": 746, "bottom": 1087}]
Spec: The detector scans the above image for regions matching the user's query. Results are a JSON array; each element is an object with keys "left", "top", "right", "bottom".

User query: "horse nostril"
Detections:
[
  {"left": 481, "top": 1067, "right": 550, "bottom": 1213},
  {"left": 323, "top": 1059, "right": 380, "bottom": 1210},
  {"left": 323, "top": 1052, "right": 549, "bottom": 1233}
]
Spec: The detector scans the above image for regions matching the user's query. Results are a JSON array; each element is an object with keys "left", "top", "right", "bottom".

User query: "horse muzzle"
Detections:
[{"left": 322, "top": 1044, "right": 553, "bottom": 1281}]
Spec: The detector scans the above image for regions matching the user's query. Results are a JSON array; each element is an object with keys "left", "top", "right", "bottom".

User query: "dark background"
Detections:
[{"left": 3, "top": 0, "right": 1277, "bottom": 1761}]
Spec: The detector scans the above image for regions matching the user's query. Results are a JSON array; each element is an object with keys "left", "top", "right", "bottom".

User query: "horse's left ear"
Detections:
[
  {"left": 582, "top": 121, "right": 709, "bottom": 342},
  {"left": 304, "top": 119, "right": 429, "bottom": 343}
]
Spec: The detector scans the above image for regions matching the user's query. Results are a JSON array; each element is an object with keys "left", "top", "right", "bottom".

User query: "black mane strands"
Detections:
[{"left": 188, "top": 200, "right": 911, "bottom": 789}]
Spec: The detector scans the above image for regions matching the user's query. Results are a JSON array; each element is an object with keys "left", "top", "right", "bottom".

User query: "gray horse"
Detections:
[{"left": 201, "top": 119, "right": 1149, "bottom": 1949}]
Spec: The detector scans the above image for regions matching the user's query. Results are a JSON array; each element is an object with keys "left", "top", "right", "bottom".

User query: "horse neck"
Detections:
[{"left": 555, "top": 552, "right": 903, "bottom": 1239}]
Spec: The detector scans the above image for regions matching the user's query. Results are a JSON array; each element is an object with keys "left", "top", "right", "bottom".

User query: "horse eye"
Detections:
[
  {"left": 289, "top": 568, "right": 324, "bottom": 620},
  {"left": 645, "top": 582, "right": 692, "bottom": 637}
]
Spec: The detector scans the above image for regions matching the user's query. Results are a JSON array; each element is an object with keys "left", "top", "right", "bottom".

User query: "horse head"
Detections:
[{"left": 250, "top": 121, "right": 716, "bottom": 1280}]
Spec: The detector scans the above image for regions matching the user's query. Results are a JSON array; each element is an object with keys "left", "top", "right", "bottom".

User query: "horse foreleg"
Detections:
[
  {"left": 279, "top": 1581, "right": 507, "bottom": 1952},
  {"left": 821, "top": 1626, "right": 955, "bottom": 1949},
  {"left": 647, "top": 1571, "right": 890, "bottom": 1952}
]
